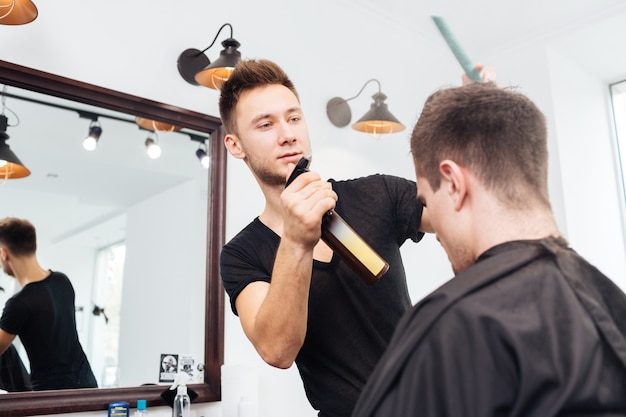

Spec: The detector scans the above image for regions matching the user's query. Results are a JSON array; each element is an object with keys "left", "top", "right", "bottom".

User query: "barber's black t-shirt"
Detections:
[{"left": 221, "top": 174, "right": 424, "bottom": 417}]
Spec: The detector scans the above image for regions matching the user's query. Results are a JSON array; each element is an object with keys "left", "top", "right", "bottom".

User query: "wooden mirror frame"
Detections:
[{"left": 0, "top": 60, "right": 225, "bottom": 416}]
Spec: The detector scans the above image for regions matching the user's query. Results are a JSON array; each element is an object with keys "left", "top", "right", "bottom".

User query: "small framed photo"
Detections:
[{"left": 159, "top": 353, "right": 179, "bottom": 383}]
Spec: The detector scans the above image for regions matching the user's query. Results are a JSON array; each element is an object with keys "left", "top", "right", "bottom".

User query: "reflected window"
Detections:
[
  {"left": 610, "top": 80, "right": 626, "bottom": 206},
  {"left": 89, "top": 242, "right": 125, "bottom": 388}
]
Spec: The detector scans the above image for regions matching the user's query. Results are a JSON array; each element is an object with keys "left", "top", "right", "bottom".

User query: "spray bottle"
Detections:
[
  {"left": 285, "top": 157, "right": 389, "bottom": 284},
  {"left": 169, "top": 372, "right": 191, "bottom": 417}
]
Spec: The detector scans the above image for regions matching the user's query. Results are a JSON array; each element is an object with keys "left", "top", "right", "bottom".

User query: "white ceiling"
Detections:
[
  {"left": 347, "top": 0, "right": 626, "bottom": 53},
  {"left": 0, "top": 86, "right": 209, "bottom": 249}
]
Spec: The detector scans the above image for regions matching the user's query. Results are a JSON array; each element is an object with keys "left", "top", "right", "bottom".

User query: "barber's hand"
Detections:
[
  {"left": 281, "top": 164, "right": 337, "bottom": 248},
  {"left": 462, "top": 64, "right": 497, "bottom": 85}
]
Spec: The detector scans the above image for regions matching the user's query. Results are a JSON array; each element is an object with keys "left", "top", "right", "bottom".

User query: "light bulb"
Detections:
[
  {"left": 83, "top": 124, "right": 102, "bottom": 151},
  {"left": 145, "top": 137, "right": 161, "bottom": 159},
  {"left": 196, "top": 148, "right": 209, "bottom": 168}
]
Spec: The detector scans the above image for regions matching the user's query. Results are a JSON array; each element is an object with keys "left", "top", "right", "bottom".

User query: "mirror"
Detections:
[
  {"left": 1, "top": 82, "right": 210, "bottom": 390},
  {"left": 0, "top": 60, "right": 226, "bottom": 415}
]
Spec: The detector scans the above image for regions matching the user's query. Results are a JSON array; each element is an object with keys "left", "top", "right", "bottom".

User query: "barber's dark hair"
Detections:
[
  {"left": 219, "top": 59, "right": 299, "bottom": 135},
  {"left": 411, "top": 82, "right": 550, "bottom": 208},
  {"left": 0, "top": 217, "right": 37, "bottom": 256}
]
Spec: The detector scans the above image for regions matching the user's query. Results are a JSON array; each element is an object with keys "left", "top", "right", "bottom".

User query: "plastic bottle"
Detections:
[
  {"left": 108, "top": 401, "right": 130, "bottom": 417},
  {"left": 171, "top": 372, "right": 191, "bottom": 417},
  {"left": 135, "top": 399, "right": 149, "bottom": 417}
]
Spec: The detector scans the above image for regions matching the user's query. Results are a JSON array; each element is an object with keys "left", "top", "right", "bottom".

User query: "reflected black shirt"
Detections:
[{"left": 0, "top": 271, "right": 97, "bottom": 390}]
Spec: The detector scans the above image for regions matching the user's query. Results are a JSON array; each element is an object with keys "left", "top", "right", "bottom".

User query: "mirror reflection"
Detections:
[{"left": 0, "top": 85, "right": 208, "bottom": 389}]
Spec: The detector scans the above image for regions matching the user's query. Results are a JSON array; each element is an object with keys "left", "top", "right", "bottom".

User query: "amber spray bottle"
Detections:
[{"left": 285, "top": 157, "right": 389, "bottom": 285}]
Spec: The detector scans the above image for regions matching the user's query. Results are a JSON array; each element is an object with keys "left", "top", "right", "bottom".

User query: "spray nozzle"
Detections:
[
  {"left": 169, "top": 371, "right": 190, "bottom": 391},
  {"left": 160, "top": 370, "right": 198, "bottom": 408}
]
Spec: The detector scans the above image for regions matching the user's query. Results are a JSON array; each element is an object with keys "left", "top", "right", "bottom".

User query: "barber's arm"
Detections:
[
  {"left": 236, "top": 168, "right": 337, "bottom": 369},
  {"left": 0, "top": 328, "right": 16, "bottom": 356},
  {"left": 419, "top": 207, "right": 434, "bottom": 233}
]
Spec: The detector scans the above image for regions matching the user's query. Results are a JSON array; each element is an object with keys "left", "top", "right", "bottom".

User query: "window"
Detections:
[
  {"left": 610, "top": 80, "right": 626, "bottom": 206},
  {"left": 88, "top": 242, "right": 125, "bottom": 388}
]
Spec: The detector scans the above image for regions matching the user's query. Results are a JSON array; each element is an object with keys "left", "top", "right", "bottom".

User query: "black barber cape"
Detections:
[{"left": 352, "top": 238, "right": 626, "bottom": 417}]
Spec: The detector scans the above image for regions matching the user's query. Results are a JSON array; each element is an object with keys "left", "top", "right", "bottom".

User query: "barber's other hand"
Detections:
[{"left": 462, "top": 64, "right": 497, "bottom": 85}]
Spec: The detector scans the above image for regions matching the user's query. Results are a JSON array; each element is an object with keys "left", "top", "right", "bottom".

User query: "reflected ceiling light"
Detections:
[
  {"left": 177, "top": 23, "right": 242, "bottom": 90},
  {"left": 145, "top": 132, "right": 161, "bottom": 159},
  {"left": 326, "top": 79, "right": 405, "bottom": 137},
  {"left": 0, "top": 114, "right": 30, "bottom": 179},
  {"left": 0, "top": 0, "right": 38, "bottom": 26},
  {"left": 189, "top": 133, "right": 209, "bottom": 169},
  {"left": 135, "top": 116, "right": 181, "bottom": 132},
  {"left": 196, "top": 145, "right": 209, "bottom": 169},
  {"left": 82, "top": 120, "right": 102, "bottom": 151}
]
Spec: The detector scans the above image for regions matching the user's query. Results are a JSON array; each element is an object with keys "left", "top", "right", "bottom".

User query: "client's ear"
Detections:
[{"left": 439, "top": 160, "right": 468, "bottom": 211}]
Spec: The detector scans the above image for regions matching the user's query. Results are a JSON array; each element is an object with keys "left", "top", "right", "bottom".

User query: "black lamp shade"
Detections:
[
  {"left": 326, "top": 97, "right": 352, "bottom": 128},
  {"left": 177, "top": 48, "right": 211, "bottom": 86},
  {"left": 194, "top": 38, "right": 242, "bottom": 90},
  {"left": 0, "top": 133, "right": 30, "bottom": 179},
  {"left": 352, "top": 92, "right": 405, "bottom": 134}
]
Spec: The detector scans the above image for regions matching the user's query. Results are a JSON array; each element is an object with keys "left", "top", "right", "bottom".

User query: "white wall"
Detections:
[
  {"left": 119, "top": 179, "right": 207, "bottom": 387},
  {"left": 546, "top": 49, "right": 626, "bottom": 287},
  {"left": 2, "top": 2, "right": 626, "bottom": 417}
]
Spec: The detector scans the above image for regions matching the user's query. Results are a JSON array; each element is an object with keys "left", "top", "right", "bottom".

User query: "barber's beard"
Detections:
[{"left": 247, "top": 159, "right": 288, "bottom": 188}]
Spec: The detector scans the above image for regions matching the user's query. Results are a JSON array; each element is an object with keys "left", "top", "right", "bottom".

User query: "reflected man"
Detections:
[{"left": 0, "top": 217, "right": 98, "bottom": 390}]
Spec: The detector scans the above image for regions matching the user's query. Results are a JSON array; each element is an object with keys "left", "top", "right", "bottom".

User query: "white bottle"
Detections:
[
  {"left": 135, "top": 399, "right": 149, "bottom": 417},
  {"left": 172, "top": 379, "right": 191, "bottom": 417}
]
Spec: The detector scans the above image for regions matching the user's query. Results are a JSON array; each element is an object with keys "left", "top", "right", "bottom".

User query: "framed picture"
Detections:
[{"left": 158, "top": 353, "right": 179, "bottom": 383}]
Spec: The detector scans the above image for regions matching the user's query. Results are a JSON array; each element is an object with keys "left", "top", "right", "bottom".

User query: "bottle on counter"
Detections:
[
  {"left": 109, "top": 401, "right": 130, "bottom": 417},
  {"left": 135, "top": 399, "right": 149, "bottom": 417},
  {"left": 171, "top": 372, "right": 191, "bottom": 417}
]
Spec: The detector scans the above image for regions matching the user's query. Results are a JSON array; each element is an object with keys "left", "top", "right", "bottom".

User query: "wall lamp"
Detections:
[
  {"left": 177, "top": 23, "right": 242, "bottom": 90},
  {"left": 326, "top": 79, "right": 405, "bottom": 136},
  {"left": 145, "top": 131, "right": 162, "bottom": 159},
  {"left": 0, "top": 114, "right": 30, "bottom": 179},
  {"left": 0, "top": 0, "right": 38, "bottom": 26}
]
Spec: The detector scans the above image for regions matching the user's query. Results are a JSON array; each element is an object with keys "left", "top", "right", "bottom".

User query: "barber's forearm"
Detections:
[
  {"left": 252, "top": 240, "right": 313, "bottom": 368},
  {"left": 0, "top": 329, "right": 16, "bottom": 356},
  {"left": 419, "top": 207, "right": 435, "bottom": 233}
]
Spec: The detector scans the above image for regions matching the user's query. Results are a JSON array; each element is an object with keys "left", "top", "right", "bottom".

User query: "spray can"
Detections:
[{"left": 108, "top": 401, "right": 130, "bottom": 417}]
